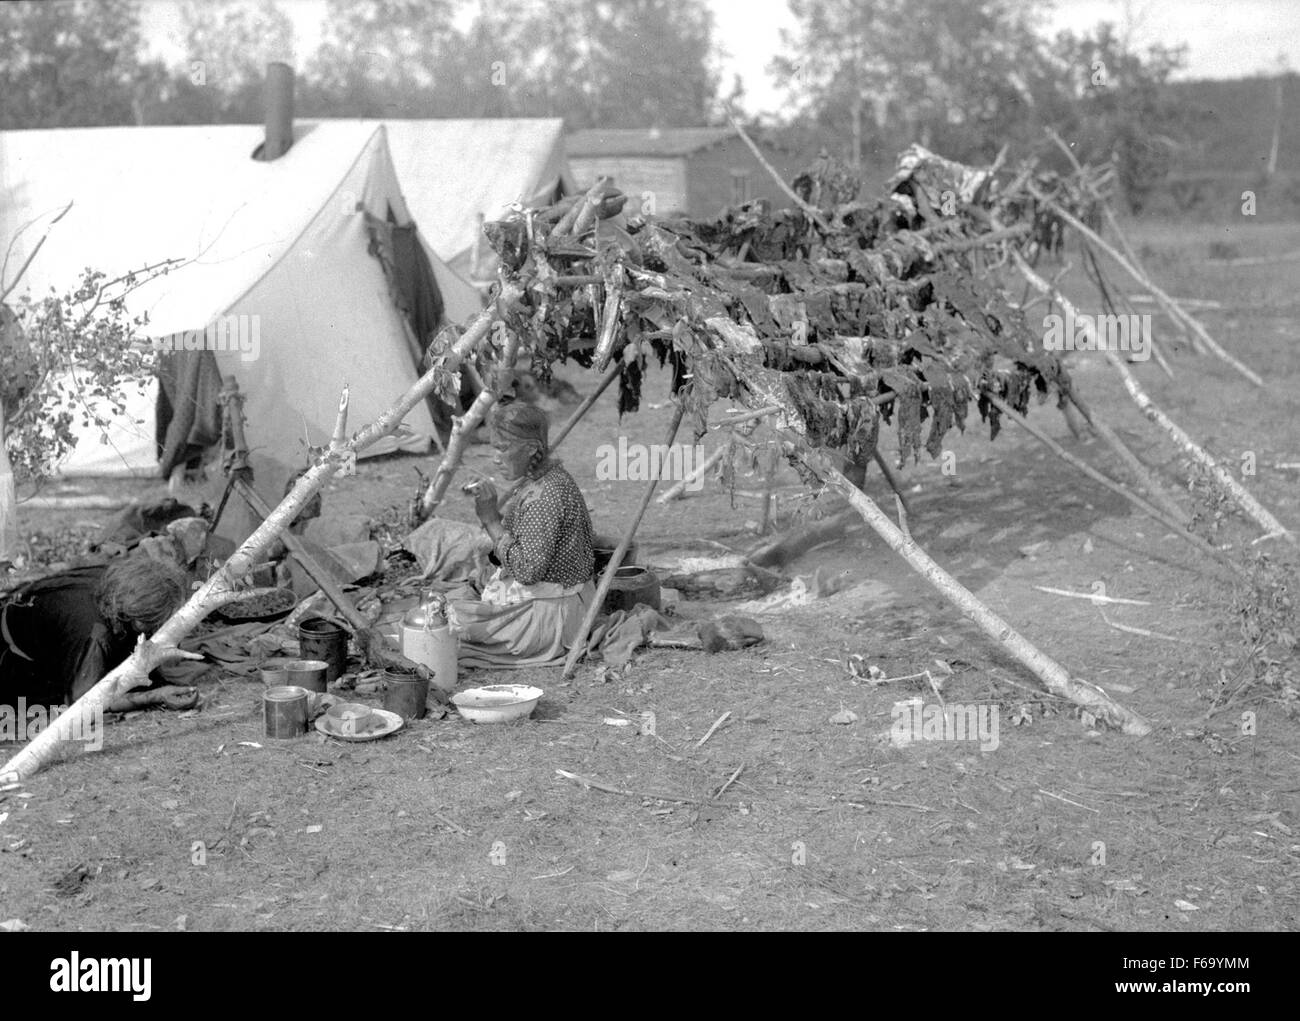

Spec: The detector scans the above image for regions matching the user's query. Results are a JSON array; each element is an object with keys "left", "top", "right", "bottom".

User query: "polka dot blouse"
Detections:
[{"left": 495, "top": 462, "right": 595, "bottom": 587}]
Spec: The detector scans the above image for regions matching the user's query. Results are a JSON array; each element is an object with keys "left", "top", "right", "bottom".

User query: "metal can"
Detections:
[{"left": 264, "top": 685, "right": 309, "bottom": 739}]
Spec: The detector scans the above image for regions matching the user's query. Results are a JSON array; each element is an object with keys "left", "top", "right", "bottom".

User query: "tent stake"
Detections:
[{"left": 563, "top": 399, "right": 687, "bottom": 678}]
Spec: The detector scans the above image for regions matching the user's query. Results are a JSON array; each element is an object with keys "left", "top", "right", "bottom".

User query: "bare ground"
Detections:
[{"left": 1, "top": 219, "right": 1298, "bottom": 932}]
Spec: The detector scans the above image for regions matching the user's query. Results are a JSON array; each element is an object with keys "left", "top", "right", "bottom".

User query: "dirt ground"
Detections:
[{"left": 2, "top": 219, "right": 1298, "bottom": 932}]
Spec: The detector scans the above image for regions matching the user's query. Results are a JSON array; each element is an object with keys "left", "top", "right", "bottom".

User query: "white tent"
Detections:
[
  {"left": 0, "top": 122, "right": 482, "bottom": 487},
  {"left": 345, "top": 119, "right": 575, "bottom": 281}
]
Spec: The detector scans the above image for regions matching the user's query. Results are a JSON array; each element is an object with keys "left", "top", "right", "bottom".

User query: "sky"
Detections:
[{"left": 137, "top": 0, "right": 1299, "bottom": 118}]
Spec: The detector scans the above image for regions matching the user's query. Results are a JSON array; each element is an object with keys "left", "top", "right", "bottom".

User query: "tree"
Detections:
[
  {"left": 303, "top": 0, "right": 457, "bottom": 118},
  {"left": 0, "top": 0, "right": 162, "bottom": 128},
  {"left": 302, "top": 0, "right": 722, "bottom": 127},
  {"left": 1045, "top": 23, "right": 1188, "bottom": 211},
  {"left": 164, "top": 0, "right": 297, "bottom": 123},
  {"left": 771, "top": 0, "right": 1052, "bottom": 168}
]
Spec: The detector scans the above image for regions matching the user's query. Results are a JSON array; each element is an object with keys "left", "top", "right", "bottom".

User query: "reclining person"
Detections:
[
  {"left": 410, "top": 402, "right": 595, "bottom": 669},
  {"left": 1, "top": 556, "right": 199, "bottom": 714}
]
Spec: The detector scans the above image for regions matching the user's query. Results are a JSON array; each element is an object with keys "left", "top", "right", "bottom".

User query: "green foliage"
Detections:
[{"left": 1, "top": 266, "right": 157, "bottom": 490}]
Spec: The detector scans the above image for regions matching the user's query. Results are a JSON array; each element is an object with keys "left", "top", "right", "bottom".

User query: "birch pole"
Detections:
[
  {"left": 414, "top": 285, "right": 523, "bottom": 522},
  {"left": 0, "top": 411, "right": 18, "bottom": 566},
  {"left": 1043, "top": 127, "right": 1198, "bottom": 355},
  {"left": 1033, "top": 190, "right": 1263, "bottom": 387},
  {"left": 658, "top": 444, "right": 727, "bottom": 503},
  {"left": 1014, "top": 253, "right": 1294, "bottom": 545},
  {"left": 983, "top": 392, "right": 1242, "bottom": 578},
  {"left": 727, "top": 109, "right": 832, "bottom": 232},
  {"left": 551, "top": 359, "right": 622, "bottom": 451},
  {"left": 418, "top": 321, "right": 521, "bottom": 520},
  {"left": 1, "top": 302, "right": 502, "bottom": 783},
  {"left": 797, "top": 447, "right": 1152, "bottom": 735},
  {"left": 563, "top": 399, "right": 687, "bottom": 678},
  {"left": 1072, "top": 406, "right": 1191, "bottom": 526}
]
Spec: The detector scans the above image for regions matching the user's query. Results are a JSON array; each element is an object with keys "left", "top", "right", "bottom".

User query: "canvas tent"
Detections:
[
  {"left": 0, "top": 121, "right": 482, "bottom": 490},
  {"left": 333, "top": 119, "right": 575, "bottom": 283}
]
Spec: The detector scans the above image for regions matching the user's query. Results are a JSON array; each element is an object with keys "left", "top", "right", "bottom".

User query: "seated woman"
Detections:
[
  {"left": 411, "top": 402, "right": 595, "bottom": 669},
  {"left": 0, "top": 556, "right": 198, "bottom": 714}
]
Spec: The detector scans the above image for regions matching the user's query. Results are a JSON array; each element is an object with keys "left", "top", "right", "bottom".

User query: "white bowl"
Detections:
[{"left": 451, "top": 684, "right": 543, "bottom": 724}]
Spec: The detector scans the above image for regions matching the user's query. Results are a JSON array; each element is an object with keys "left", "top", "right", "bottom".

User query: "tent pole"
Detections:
[{"left": 562, "top": 399, "right": 686, "bottom": 678}]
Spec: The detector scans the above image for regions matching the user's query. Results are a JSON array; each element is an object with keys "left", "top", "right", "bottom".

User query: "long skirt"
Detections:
[{"left": 404, "top": 517, "right": 592, "bottom": 669}]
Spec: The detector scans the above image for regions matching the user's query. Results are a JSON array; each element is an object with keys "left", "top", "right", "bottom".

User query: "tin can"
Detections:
[
  {"left": 298, "top": 617, "right": 350, "bottom": 685},
  {"left": 382, "top": 667, "right": 429, "bottom": 721},
  {"left": 264, "top": 685, "right": 309, "bottom": 738},
  {"left": 260, "top": 658, "right": 329, "bottom": 693}
]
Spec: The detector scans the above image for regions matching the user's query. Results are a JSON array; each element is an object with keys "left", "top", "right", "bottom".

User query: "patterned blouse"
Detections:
[{"left": 494, "top": 462, "right": 595, "bottom": 587}]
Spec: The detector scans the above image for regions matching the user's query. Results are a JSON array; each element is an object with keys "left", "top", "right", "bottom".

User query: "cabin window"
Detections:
[{"left": 730, "top": 170, "right": 752, "bottom": 205}]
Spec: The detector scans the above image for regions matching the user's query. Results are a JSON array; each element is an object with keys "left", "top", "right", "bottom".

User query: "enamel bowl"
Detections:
[{"left": 451, "top": 684, "right": 543, "bottom": 724}]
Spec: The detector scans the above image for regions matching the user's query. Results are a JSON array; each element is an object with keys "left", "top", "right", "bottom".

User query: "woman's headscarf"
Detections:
[{"left": 490, "top": 403, "right": 551, "bottom": 462}]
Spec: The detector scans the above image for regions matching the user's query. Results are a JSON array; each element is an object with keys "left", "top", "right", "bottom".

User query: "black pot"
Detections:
[
  {"left": 603, "top": 565, "right": 661, "bottom": 615},
  {"left": 593, "top": 543, "right": 637, "bottom": 577}
]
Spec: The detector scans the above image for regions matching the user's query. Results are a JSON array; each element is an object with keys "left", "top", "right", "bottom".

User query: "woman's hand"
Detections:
[{"left": 473, "top": 481, "right": 501, "bottom": 526}]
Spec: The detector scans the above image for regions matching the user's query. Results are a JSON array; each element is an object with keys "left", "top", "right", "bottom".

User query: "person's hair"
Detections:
[
  {"left": 490, "top": 402, "right": 552, "bottom": 475},
  {"left": 96, "top": 556, "right": 190, "bottom": 637}
]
